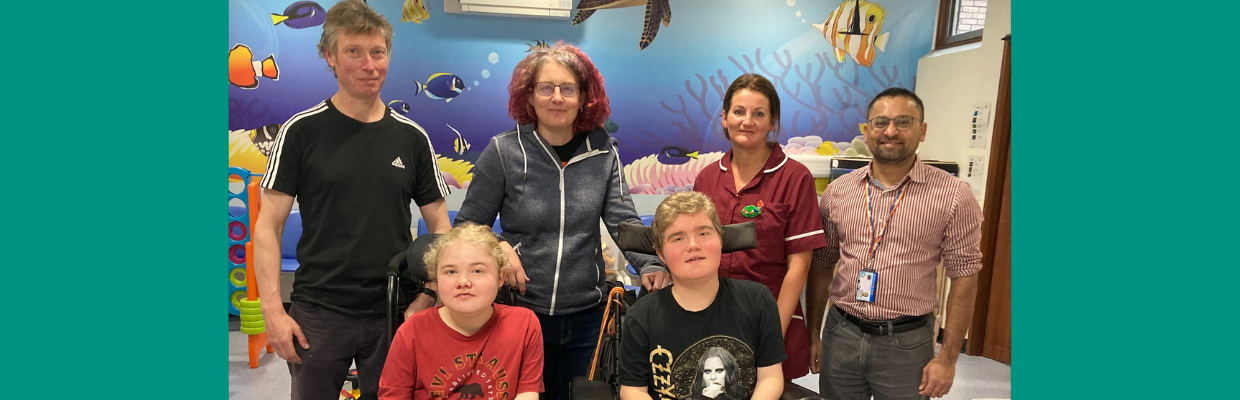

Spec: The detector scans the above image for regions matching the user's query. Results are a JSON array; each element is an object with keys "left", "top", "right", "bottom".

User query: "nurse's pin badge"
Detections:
[{"left": 742, "top": 200, "right": 764, "bottom": 218}]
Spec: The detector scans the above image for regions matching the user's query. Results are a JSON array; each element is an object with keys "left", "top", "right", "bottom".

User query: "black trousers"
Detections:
[{"left": 287, "top": 301, "right": 388, "bottom": 400}]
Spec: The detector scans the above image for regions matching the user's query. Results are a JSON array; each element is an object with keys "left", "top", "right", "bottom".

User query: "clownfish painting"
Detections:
[{"left": 228, "top": 44, "right": 279, "bottom": 89}]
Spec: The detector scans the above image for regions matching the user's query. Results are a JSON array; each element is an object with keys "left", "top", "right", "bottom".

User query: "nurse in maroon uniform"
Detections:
[{"left": 692, "top": 73, "right": 828, "bottom": 380}]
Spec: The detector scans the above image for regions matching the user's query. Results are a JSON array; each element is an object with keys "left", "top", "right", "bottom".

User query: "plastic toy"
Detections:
[{"left": 229, "top": 167, "right": 274, "bottom": 368}]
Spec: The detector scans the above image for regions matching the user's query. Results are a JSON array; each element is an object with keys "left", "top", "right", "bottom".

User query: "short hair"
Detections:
[
  {"left": 721, "top": 73, "right": 781, "bottom": 140},
  {"left": 690, "top": 347, "right": 741, "bottom": 396},
  {"left": 317, "top": 0, "right": 393, "bottom": 74},
  {"left": 651, "top": 192, "right": 723, "bottom": 252},
  {"left": 866, "top": 87, "right": 925, "bottom": 121},
  {"left": 422, "top": 223, "right": 510, "bottom": 281},
  {"left": 507, "top": 41, "right": 611, "bottom": 134}
]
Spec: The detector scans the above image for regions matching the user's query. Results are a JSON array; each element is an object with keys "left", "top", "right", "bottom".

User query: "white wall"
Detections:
[
  {"left": 915, "top": 0, "right": 1011, "bottom": 205},
  {"left": 912, "top": 0, "right": 1010, "bottom": 336}
]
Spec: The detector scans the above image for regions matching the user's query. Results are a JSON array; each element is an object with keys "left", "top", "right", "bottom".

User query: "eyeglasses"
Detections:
[
  {"left": 534, "top": 82, "right": 580, "bottom": 98},
  {"left": 868, "top": 116, "right": 918, "bottom": 131}
]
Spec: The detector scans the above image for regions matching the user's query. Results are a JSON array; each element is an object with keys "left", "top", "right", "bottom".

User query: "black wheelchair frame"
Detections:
[
  {"left": 569, "top": 221, "right": 824, "bottom": 400},
  {"left": 378, "top": 224, "right": 823, "bottom": 400}
]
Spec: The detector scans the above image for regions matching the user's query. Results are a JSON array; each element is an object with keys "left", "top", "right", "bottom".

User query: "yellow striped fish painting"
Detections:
[{"left": 812, "top": 0, "right": 892, "bottom": 67}]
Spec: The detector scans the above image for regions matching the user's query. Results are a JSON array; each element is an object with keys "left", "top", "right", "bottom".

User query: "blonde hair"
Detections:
[
  {"left": 651, "top": 192, "right": 724, "bottom": 251},
  {"left": 422, "top": 223, "right": 509, "bottom": 281}
]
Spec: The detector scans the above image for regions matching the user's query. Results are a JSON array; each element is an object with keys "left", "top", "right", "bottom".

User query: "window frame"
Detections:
[{"left": 936, "top": 0, "right": 984, "bottom": 50}]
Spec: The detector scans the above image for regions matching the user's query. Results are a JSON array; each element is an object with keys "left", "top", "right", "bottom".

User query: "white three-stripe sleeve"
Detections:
[
  {"left": 392, "top": 112, "right": 450, "bottom": 198},
  {"left": 260, "top": 101, "right": 328, "bottom": 191}
]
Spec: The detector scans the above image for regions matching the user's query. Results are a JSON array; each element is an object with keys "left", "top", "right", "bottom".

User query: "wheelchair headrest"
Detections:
[
  {"left": 388, "top": 233, "right": 439, "bottom": 288},
  {"left": 616, "top": 221, "right": 757, "bottom": 255},
  {"left": 406, "top": 233, "right": 439, "bottom": 282}
]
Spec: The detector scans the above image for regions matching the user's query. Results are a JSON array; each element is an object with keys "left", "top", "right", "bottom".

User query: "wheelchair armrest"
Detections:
[
  {"left": 569, "top": 376, "right": 614, "bottom": 400},
  {"left": 780, "top": 381, "right": 825, "bottom": 400}
]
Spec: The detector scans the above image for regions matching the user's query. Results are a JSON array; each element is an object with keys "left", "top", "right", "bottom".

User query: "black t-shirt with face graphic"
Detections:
[{"left": 619, "top": 278, "right": 786, "bottom": 400}]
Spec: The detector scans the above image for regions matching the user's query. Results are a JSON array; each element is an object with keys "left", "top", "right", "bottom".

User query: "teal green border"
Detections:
[
  {"left": 28, "top": 0, "right": 1223, "bottom": 396},
  {"left": 1019, "top": 0, "right": 1235, "bottom": 397},
  {"left": 7, "top": 3, "right": 220, "bottom": 398}
]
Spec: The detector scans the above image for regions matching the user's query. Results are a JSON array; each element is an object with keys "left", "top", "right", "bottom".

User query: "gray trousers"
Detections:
[
  {"left": 287, "top": 301, "right": 388, "bottom": 400},
  {"left": 819, "top": 306, "right": 935, "bottom": 400}
]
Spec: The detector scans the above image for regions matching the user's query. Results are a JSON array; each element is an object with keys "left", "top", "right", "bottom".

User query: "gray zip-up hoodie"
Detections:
[{"left": 455, "top": 123, "right": 666, "bottom": 316}]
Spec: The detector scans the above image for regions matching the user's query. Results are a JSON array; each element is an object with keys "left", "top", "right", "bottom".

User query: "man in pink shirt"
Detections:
[{"left": 807, "top": 88, "right": 984, "bottom": 400}]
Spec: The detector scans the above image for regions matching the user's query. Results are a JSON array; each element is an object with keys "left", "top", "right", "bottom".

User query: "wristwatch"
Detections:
[{"left": 418, "top": 287, "right": 438, "bottom": 301}]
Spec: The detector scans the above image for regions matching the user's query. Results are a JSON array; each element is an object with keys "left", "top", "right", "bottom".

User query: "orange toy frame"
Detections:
[{"left": 246, "top": 179, "right": 274, "bottom": 368}]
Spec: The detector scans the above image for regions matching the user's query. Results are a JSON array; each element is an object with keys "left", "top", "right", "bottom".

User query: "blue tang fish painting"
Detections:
[
  {"left": 388, "top": 100, "right": 411, "bottom": 114},
  {"left": 657, "top": 146, "right": 699, "bottom": 165},
  {"left": 272, "top": 1, "right": 326, "bottom": 29},
  {"left": 414, "top": 73, "right": 466, "bottom": 103}
]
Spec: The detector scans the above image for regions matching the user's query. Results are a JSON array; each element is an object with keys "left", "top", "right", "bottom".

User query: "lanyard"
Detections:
[{"left": 864, "top": 179, "right": 908, "bottom": 269}]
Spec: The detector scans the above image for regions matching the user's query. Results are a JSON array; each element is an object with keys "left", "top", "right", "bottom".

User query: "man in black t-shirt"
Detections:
[
  {"left": 252, "top": 1, "right": 451, "bottom": 399},
  {"left": 618, "top": 192, "right": 785, "bottom": 400}
]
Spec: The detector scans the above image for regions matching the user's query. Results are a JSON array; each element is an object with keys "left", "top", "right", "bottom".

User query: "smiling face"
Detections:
[
  {"left": 864, "top": 95, "right": 928, "bottom": 165},
  {"left": 325, "top": 32, "right": 389, "bottom": 101},
  {"left": 722, "top": 89, "right": 775, "bottom": 151},
  {"left": 435, "top": 240, "right": 502, "bottom": 317},
  {"left": 656, "top": 211, "right": 723, "bottom": 284},
  {"left": 528, "top": 61, "right": 581, "bottom": 135}
]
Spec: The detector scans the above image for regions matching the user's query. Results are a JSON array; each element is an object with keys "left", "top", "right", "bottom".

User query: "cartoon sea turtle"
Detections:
[{"left": 572, "top": 0, "right": 671, "bottom": 51}]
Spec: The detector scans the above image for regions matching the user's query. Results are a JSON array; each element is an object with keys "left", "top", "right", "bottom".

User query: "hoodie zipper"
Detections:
[{"left": 527, "top": 129, "right": 608, "bottom": 315}]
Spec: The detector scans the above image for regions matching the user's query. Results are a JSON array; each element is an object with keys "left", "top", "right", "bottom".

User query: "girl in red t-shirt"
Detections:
[{"left": 380, "top": 223, "right": 545, "bottom": 400}]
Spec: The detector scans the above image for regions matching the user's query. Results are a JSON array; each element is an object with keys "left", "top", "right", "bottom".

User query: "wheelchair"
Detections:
[
  {"left": 380, "top": 223, "right": 823, "bottom": 400},
  {"left": 568, "top": 221, "right": 824, "bottom": 400},
  {"left": 338, "top": 233, "right": 440, "bottom": 398}
]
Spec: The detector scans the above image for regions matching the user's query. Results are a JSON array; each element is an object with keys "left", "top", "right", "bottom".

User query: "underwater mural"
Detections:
[
  {"left": 573, "top": 0, "right": 673, "bottom": 50},
  {"left": 228, "top": 0, "right": 934, "bottom": 188}
]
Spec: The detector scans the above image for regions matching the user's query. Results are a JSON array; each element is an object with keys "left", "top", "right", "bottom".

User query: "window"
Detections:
[{"left": 936, "top": 0, "right": 986, "bottom": 49}]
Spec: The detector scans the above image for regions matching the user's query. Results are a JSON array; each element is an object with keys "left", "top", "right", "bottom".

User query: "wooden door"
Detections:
[
  {"left": 967, "top": 35, "right": 1011, "bottom": 363},
  {"left": 981, "top": 153, "right": 1011, "bottom": 362}
]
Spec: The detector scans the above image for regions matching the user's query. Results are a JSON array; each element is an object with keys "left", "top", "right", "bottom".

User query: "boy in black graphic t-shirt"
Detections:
[{"left": 618, "top": 192, "right": 785, "bottom": 400}]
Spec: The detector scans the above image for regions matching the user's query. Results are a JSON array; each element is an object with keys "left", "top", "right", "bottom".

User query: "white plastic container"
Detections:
[{"left": 787, "top": 154, "right": 833, "bottom": 194}]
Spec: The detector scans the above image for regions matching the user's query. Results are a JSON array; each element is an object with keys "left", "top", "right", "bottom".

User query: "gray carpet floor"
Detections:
[{"left": 228, "top": 328, "right": 1010, "bottom": 400}]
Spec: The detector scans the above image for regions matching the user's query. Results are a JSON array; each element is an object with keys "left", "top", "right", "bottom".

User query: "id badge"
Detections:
[{"left": 855, "top": 270, "right": 877, "bottom": 302}]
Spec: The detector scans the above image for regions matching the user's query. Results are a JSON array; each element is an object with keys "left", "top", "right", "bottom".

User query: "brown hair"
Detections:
[
  {"left": 317, "top": 0, "right": 393, "bottom": 75},
  {"left": 651, "top": 192, "right": 724, "bottom": 252},
  {"left": 721, "top": 73, "right": 781, "bottom": 140}
]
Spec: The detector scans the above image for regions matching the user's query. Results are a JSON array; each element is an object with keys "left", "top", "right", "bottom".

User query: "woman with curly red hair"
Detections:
[{"left": 453, "top": 42, "right": 671, "bottom": 400}]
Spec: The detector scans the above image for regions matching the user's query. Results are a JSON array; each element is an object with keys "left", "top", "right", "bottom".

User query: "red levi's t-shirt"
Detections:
[{"left": 379, "top": 304, "right": 544, "bottom": 400}]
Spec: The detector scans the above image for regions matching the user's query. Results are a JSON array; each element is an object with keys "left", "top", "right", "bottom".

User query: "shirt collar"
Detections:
[
  {"left": 860, "top": 157, "right": 929, "bottom": 185},
  {"left": 717, "top": 144, "right": 789, "bottom": 174}
]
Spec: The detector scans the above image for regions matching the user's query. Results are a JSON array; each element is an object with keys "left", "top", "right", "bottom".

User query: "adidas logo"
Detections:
[{"left": 392, "top": 157, "right": 405, "bottom": 169}]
